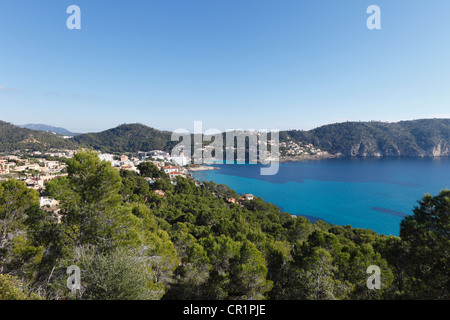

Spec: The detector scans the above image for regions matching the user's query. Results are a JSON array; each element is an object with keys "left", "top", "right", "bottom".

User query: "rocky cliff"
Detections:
[{"left": 281, "top": 119, "right": 450, "bottom": 157}]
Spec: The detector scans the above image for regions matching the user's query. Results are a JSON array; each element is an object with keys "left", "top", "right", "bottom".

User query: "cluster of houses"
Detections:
[
  {"left": 280, "top": 139, "right": 328, "bottom": 156},
  {"left": 29, "top": 150, "right": 75, "bottom": 158},
  {"left": 226, "top": 193, "right": 255, "bottom": 206},
  {"left": 161, "top": 165, "right": 187, "bottom": 179},
  {"left": 0, "top": 149, "right": 190, "bottom": 187},
  {"left": 0, "top": 152, "right": 73, "bottom": 224},
  {"left": 98, "top": 154, "right": 189, "bottom": 177},
  {"left": 138, "top": 150, "right": 169, "bottom": 160},
  {"left": 98, "top": 153, "right": 142, "bottom": 173},
  {"left": 1, "top": 148, "right": 258, "bottom": 224},
  {"left": 98, "top": 150, "right": 189, "bottom": 173},
  {"left": 97, "top": 152, "right": 191, "bottom": 200},
  {"left": 0, "top": 155, "right": 69, "bottom": 191},
  {"left": 138, "top": 150, "right": 188, "bottom": 166}
]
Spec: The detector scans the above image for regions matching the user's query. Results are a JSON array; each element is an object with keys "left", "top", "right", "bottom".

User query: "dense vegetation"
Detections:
[
  {"left": 0, "top": 121, "right": 78, "bottom": 153},
  {"left": 73, "top": 119, "right": 450, "bottom": 157},
  {"left": 2, "top": 119, "right": 450, "bottom": 157},
  {"left": 0, "top": 151, "right": 448, "bottom": 300},
  {"left": 73, "top": 123, "right": 178, "bottom": 153},
  {"left": 281, "top": 119, "right": 450, "bottom": 157}
]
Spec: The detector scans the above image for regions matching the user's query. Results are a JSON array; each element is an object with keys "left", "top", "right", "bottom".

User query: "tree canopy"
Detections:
[{"left": 0, "top": 151, "right": 448, "bottom": 300}]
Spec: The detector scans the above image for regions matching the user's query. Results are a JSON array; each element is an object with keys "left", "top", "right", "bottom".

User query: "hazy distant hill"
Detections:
[
  {"left": 281, "top": 119, "right": 450, "bottom": 157},
  {"left": 73, "top": 123, "right": 178, "bottom": 153},
  {"left": 19, "top": 124, "right": 80, "bottom": 136},
  {"left": 0, "top": 121, "right": 78, "bottom": 152}
]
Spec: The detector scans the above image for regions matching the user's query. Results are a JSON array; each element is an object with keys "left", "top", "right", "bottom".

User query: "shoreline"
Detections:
[
  {"left": 279, "top": 154, "right": 339, "bottom": 162},
  {"left": 188, "top": 165, "right": 221, "bottom": 172},
  {"left": 188, "top": 155, "right": 338, "bottom": 170},
  {"left": 186, "top": 154, "right": 450, "bottom": 168}
]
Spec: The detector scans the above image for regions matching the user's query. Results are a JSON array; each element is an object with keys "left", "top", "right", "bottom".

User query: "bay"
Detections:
[{"left": 191, "top": 157, "right": 450, "bottom": 236}]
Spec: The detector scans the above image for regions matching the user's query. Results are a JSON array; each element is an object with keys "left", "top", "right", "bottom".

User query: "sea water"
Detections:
[{"left": 191, "top": 157, "right": 450, "bottom": 236}]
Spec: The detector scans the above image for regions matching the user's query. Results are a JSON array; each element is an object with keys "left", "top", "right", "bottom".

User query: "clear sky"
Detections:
[{"left": 1, "top": 0, "right": 449, "bottom": 133}]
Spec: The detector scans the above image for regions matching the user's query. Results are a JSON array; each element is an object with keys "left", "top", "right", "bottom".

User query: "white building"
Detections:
[
  {"left": 169, "top": 156, "right": 188, "bottom": 166},
  {"left": 99, "top": 153, "right": 115, "bottom": 162},
  {"left": 39, "top": 197, "right": 59, "bottom": 208}
]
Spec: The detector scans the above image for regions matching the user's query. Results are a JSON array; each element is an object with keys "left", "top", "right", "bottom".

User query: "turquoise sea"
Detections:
[{"left": 191, "top": 158, "right": 450, "bottom": 236}]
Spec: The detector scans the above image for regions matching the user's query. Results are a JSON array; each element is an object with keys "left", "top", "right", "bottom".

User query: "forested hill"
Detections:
[
  {"left": 1, "top": 151, "right": 448, "bottom": 299},
  {"left": 75, "top": 119, "right": 450, "bottom": 157},
  {"left": 281, "top": 119, "right": 450, "bottom": 157},
  {"left": 0, "top": 122, "right": 175, "bottom": 153},
  {"left": 73, "top": 123, "right": 178, "bottom": 153},
  {"left": 2, "top": 119, "right": 450, "bottom": 157},
  {"left": 0, "top": 121, "right": 78, "bottom": 152}
]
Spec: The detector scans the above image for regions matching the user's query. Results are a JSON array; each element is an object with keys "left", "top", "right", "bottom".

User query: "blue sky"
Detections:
[{"left": 0, "top": 0, "right": 449, "bottom": 133}]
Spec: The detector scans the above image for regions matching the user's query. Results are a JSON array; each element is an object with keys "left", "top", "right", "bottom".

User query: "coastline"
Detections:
[
  {"left": 187, "top": 154, "right": 338, "bottom": 170},
  {"left": 279, "top": 153, "right": 338, "bottom": 163},
  {"left": 188, "top": 164, "right": 221, "bottom": 172},
  {"left": 187, "top": 157, "right": 450, "bottom": 236}
]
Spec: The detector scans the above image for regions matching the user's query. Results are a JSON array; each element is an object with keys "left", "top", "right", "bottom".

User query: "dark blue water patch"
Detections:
[
  {"left": 371, "top": 207, "right": 408, "bottom": 218},
  {"left": 193, "top": 158, "right": 450, "bottom": 236}
]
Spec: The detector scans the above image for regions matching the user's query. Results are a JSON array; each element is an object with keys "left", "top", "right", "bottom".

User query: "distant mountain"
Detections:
[
  {"left": 0, "top": 121, "right": 78, "bottom": 153},
  {"left": 73, "top": 123, "right": 178, "bottom": 153},
  {"left": 280, "top": 119, "right": 450, "bottom": 157},
  {"left": 19, "top": 124, "right": 80, "bottom": 136}
]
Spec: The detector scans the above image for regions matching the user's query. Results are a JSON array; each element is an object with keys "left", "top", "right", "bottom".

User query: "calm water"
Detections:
[{"left": 192, "top": 158, "right": 450, "bottom": 236}]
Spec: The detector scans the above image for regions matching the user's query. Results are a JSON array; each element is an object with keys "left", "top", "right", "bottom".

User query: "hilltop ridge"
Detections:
[
  {"left": 1, "top": 119, "right": 450, "bottom": 157},
  {"left": 280, "top": 119, "right": 450, "bottom": 157},
  {"left": 18, "top": 124, "right": 80, "bottom": 136}
]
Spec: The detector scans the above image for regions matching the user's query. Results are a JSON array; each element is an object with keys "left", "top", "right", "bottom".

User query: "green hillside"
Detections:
[
  {"left": 2, "top": 119, "right": 450, "bottom": 157},
  {"left": 1, "top": 151, "right": 448, "bottom": 300},
  {"left": 73, "top": 123, "right": 178, "bottom": 154},
  {"left": 0, "top": 121, "right": 78, "bottom": 153},
  {"left": 281, "top": 119, "right": 450, "bottom": 157}
]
